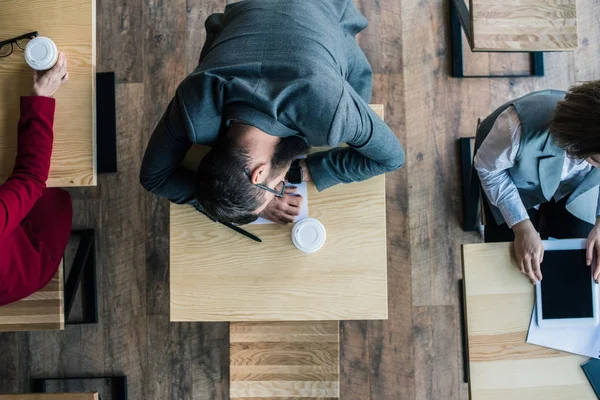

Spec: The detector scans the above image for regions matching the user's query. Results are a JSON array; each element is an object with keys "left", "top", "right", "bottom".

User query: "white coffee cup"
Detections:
[
  {"left": 292, "top": 218, "right": 326, "bottom": 254},
  {"left": 25, "top": 37, "right": 58, "bottom": 71}
]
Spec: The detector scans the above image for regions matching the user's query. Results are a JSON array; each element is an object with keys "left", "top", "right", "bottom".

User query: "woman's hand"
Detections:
[
  {"left": 587, "top": 218, "right": 600, "bottom": 283},
  {"left": 258, "top": 187, "right": 303, "bottom": 224},
  {"left": 31, "top": 53, "right": 68, "bottom": 98},
  {"left": 513, "top": 219, "right": 544, "bottom": 284}
]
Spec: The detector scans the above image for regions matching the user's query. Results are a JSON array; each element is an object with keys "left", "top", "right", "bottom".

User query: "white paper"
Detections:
[
  {"left": 251, "top": 182, "right": 308, "bottom": 224},
  {"left": 527, "top": 304, "right": 600, "bottom": 359}
]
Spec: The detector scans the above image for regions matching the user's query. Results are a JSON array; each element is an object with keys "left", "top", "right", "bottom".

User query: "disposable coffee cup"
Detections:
[
  {"left": 292, "top": 218, "right": 326, "bottom": 254},
  {"left": 25, "top": 37, "right": 58, "bottom": 71}
]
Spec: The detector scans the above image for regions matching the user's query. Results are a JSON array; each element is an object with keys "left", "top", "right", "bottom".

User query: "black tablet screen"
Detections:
[{"left": 541, "top": 249, "right": 593, "bottom": 319}]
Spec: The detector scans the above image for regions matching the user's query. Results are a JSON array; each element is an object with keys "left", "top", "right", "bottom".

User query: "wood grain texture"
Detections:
[
  {"left": 185, "top": 0, "right": 224, "bottom": 75},
  {"left": 100, "top": 83, "right": 147, "bottom": 400},
  {"left": 0, "top": 0, "right": 96, "bottom": 187},
  {"left": 574, "top": 0, "right": 600, "bottom": 81},
  {"left": 0, "top": 264, "right": 63, "bottom": 333},
  {"left": 143, "top": 0, "right": 187, "bottom": 317},
  {"left": 0, "top": 395, "right": 97, "bottom": 400},
  {"left": 462, "top": 243, "right": 596, "bottom": 399},
  {"left": 171, "top": 106, "right": 387, "bottom": 322},
  {"left": 230, "top": 321, "right": 339, "bottom": 399},
  {"left": 470, "top": 0, "right": 578, "bottom": 51},
  {"left": 0, "top": 0, "right": 598, "bottom": 399},
  {"left": 414, "top": 306, "right": 461, "bottom": 400},
  {"left": 96, "top": 0, "right": 143, "bottom": 82}
]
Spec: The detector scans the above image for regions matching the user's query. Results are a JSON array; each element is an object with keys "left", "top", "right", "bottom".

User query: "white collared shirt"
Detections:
[{"left": 473, "top": 106, "right": 599, "bottom": 228}]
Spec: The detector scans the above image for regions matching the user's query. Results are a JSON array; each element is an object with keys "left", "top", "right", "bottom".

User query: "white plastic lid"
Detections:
[
  {"left": 292, "top": 218, "right": 326, "bottom": 254},
  {"left": 25, "top": 37, "right": 58, "bottom": 71}
]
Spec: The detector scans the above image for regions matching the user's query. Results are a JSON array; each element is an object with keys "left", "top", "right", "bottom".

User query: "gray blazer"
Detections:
[
  {"left": 139, "top": 0, "right": 405, "bottom": 206},
  {"left": 475, "top": 90, "right": 600, "bottom": 226}
]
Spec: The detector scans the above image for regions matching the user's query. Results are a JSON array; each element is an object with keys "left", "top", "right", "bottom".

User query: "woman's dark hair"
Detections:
[
  {"left": 194, "top": 134, "right": 264, "bottom": 225},
  {"left": 551, "top": 80, "right": 600, "bottom": 159}
]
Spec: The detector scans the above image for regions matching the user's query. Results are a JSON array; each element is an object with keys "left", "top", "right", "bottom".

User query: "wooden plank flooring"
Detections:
[{"left": 0, "top": 0, "right": 598, "bottom": 399}]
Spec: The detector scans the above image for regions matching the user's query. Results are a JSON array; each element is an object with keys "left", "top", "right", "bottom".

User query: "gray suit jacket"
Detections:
[
  {"left": 475, "top": 90, "right": 600, "bottom": 226},
  {"left": 140, "top": 0, "right": 405, "bottom": 205}
]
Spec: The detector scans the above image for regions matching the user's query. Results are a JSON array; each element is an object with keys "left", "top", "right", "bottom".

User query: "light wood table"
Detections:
[
  {"left": 0, "top": 0, "right": 96, "bottom": 187},
  {"left": 230, "top": 321, "right": 339, "bottom": 399},
  {"left": 170, "top": 105, "right": 388, "bottom": 322},
  {"left": 0, "top": 262, "right": 64, "bottom": 333},
  {"left": 462, "top": 242, "right": 595, "bottom": 399},
  {"left": 0, "top": 395, "right": 97, "bottom": 400},
  {"left": 453, "top": 0, "right": 578, "bottom": 52}
]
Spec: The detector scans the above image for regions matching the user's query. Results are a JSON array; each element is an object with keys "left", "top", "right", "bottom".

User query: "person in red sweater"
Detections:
[{"left": 0, "top": 53, "right": 72, "bottom": 306}]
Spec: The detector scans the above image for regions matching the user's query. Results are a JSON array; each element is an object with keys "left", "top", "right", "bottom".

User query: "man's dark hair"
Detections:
[
  {"left": 551, "top": 80, "right": 600, "bottom": 159},
  {"left": 195, "top": 134, "right": 264, "bottom": 225}
]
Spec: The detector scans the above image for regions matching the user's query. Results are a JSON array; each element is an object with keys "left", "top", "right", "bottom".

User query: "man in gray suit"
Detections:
[
  {"left": 140, "top": 0, "right": 404, "bottom": 225},
  {"left": 474, "top": 81, "right": 600, "bottom": 284}
]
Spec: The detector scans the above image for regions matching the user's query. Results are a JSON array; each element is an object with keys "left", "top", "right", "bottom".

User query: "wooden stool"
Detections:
[
  {"left": 0, "top": 394, "right": 98, "bottom": 400},
  {"left": 450, "top": 0, "right": 578, "bottom": 77},
  {"left": 230, "top": 321, "right": 339, "bottom": 399},
  {"left": 0, "top": 230, "right": 98, "bottom": 332},
  {"left": 0, "top": 263, "right": 64, "bottom": 332}
]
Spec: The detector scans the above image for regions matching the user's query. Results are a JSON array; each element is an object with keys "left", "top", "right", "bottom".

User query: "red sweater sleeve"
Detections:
[{"left": 0, "top": 96, "right": 55, "bottom": 241}]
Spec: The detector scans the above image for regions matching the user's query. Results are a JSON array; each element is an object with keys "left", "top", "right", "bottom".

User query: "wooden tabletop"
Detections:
[
  {"left": 0, "top": 0, "right": 96, "bottom": 187},
  {"left": 470, "top": 0, "right": 578, "bottom": 52},
  {"left": 170, "top": 105, "right": 388, "bottom": 322},
  {"left": 0, "top": 262, "right": 64, "bottom": 333},
  {"left": 0, "top": 394, "right": 98, "bottom": 400},
  {"left": 462, "top": 242, "right": 595, "bottom": 399},
  {"left": 230, "top": 321, "right": 339, "bottom": 399}
]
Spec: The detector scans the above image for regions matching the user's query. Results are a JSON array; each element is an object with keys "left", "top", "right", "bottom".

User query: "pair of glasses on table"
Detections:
[{"left": 0, "top": 31, "right": 38, "bottom": 58}]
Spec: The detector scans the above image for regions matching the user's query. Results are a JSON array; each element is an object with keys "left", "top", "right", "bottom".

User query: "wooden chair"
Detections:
[
  {"left": 0, "top": 230, "right": 98, "bottom": 333},
  {"left": 459, "top": 119, "right": 486, "bottom": 232},
  {"left": 230, "top": 321, "right": 340, "bottom": 399},
  {"left": 450, "top": 0, "right": 578, "bottom": 77},
  {"left": 0, "top": 394, "right": 98, "bottom": 400}
]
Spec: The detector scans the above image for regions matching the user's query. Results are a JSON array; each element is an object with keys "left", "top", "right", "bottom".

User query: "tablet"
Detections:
[{"left": 536, "top": 239, "right": 599, "bottom": 328}]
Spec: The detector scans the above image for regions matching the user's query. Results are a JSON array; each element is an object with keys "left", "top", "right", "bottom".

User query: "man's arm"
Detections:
[
  {"left": 306, "top": 84, "right": 405, "bottom": 191},
  {"left": 140, "top": 92, "right": 197, "bottom": 205}
]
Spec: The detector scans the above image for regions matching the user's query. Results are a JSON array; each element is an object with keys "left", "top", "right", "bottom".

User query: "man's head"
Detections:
[
  {"left": 551, "top": 80, "right": 600, "bottom": 167},
  {"left": 195, "top": 123, "right": 309, "bottom": 224}
]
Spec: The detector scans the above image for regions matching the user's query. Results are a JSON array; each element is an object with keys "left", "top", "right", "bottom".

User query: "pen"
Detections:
[
  {"left": 197, "top": 207, "right": 262, "bottom": 243},
  {"left": 219, "top": 220, "right": 262, "bottom": 243}
]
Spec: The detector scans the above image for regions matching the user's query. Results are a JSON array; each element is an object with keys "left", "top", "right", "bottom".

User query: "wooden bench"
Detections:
[
  {"left": 450, "top": 0, "right": 578, "bottom": 77},
  {"left": 0, "top": 394, "right": 98, "bottom": 400},
  {"left": 0, "top": 264, "right": 64, "bottom": 332},
  {"left": 0, "top": 229, "right": 98, "bottom": 332},
  {"left": 230, "top": 321, "right": 339, "bottom": 399}
]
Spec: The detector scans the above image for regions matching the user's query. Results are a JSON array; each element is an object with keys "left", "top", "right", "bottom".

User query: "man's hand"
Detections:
[
  {"left": 259, "top": 187, "right": 303, "bottom": 224},
  {"left": 513, "top": 219, "right": 544, "bottom": 284},
  {"left": 587, "top": 217, "right": 600, "bottom": 283},
  {"left": 31, "top": 52, "right": 68, "bottom": 98}
]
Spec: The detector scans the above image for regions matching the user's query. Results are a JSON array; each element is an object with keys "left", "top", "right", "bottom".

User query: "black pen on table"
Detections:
[{"left": 197, "top": 208, "right": 262, "bottom": 243}]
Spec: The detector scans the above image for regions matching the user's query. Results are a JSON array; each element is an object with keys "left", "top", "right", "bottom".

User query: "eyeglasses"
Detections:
[
  {"left": 0, "top": 31, "right": 38, "bottom": 58},
  {"left": 244, "top": 168, "right": 285, "bottom": 198}
]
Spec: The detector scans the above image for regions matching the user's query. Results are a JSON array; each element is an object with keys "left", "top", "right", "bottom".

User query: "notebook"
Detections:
[
  {"left": 582, "top": 358, "right": 600, "bottom": 399},
  {"left": 252, "top": 182, "right": 308, "bottom": 224}
]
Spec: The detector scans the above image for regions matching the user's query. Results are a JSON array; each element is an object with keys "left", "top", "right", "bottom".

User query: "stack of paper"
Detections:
[
  {"left": 252, "top": 182, "right": 308, "bottom": 224},
  {"left": 527, "top": 305, "right": 600, "bottom": 359}
]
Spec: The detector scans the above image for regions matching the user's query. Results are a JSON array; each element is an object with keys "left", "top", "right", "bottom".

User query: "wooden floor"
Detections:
[{"left": 0, "top": 0, "right": 599, "bottom": 399}]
